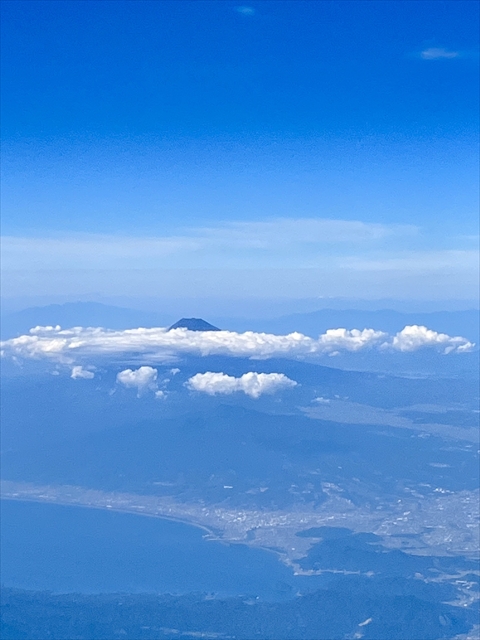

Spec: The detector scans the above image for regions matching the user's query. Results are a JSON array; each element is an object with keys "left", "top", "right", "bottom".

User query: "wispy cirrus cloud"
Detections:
[
  {"left": 339, "top": 250, "right": 479, "bottom": 272},
  {"left": 199, "top": 218, "right": 413, "bottom": 246},
  {"left": 0, "top": 218, "right": 417, "bottom": 271},
  {"left": 420, "top": 47, "right": 460, "bottom": 60},
  {"left": 3, "top": 218, "right": 476, "bottom": 302},
  {"left": 235, "top": 5, "right": 255, "bottom": 16}
]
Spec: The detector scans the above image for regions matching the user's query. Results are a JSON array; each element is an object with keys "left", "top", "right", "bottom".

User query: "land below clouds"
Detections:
[
  {"left": 2, "top": 480, "right": 479, "bottom": 567},
  {"left": 1, "top": 481, "right": 479, "bottom": 639},
  {"left": 1, "top": 305, "right": 478, "bottom": 639},
  {"left": 2, "top": 586, "right": 478, "bottom": 640}
]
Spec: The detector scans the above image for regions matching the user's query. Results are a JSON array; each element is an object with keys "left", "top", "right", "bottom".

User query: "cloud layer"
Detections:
[
  {"left": 0, "top": 324, "right": 474, "bottom": 366},
  {"left": 186, "top": 372, "right": 297, "bottom": 398}
]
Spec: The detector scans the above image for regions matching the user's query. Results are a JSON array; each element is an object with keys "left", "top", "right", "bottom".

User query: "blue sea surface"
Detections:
[{"left": 0, "top": 500, "right": 323, "bottom": 599}]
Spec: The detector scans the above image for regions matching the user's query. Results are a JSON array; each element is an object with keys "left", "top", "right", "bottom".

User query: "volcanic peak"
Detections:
[{"left": 168, "top": 318, "right": 221, "bottom": 332}]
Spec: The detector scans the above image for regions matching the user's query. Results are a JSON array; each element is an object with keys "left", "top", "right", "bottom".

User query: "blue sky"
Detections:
[{"left": 1, "top": 0, "right": 478, "bottom": 311}]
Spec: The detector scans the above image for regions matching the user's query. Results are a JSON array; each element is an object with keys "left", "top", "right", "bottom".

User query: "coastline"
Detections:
[
  {"left": 0, "top": 494, "right": 219, "bottom": 539},
  {"left": 1, "top": 492, "right": 328, "bottom": 598},
  {"left": 0, "top": 487, "right": 307, "bottom": 573}
]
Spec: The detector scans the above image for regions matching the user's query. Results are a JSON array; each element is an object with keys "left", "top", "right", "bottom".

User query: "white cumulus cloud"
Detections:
[
  {"left": 71, "top": 365, "right": 95, "bottom": 379},
  {"left": 390, "top": 325, "right": 475, "bottom": 354},
  {"left": 186, "top": 371, "right": 297, "bottom": 398},
  {"left": 318, "top": 328, "right": 386, "bottom": 352},
  {"left": 116, "top": 366, "right": 158, "bottom": 394}
]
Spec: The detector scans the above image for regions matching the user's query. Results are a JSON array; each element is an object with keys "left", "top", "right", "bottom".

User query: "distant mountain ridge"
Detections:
[
  {"left": 168, "top": 318, "right": 221, "bottom": 331},
  {"left": 0, "top": 302, "right": 170, "bottom": 339},
  {"left": 2, "top": 301, "right": 478, "bottom": 338}
]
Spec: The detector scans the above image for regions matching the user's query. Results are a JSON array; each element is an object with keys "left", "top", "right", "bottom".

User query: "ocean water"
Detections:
[{"left": 0, "top": 500, "right": 323, "bottom": 599}]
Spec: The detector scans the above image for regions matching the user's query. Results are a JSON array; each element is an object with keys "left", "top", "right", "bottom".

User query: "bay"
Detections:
[{"left": 0, "top": 500, "right": 323, "bottom": 600}]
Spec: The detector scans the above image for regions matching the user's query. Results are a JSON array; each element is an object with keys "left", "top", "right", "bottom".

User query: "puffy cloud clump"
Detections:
[
  {"left": 0, "top": 324, "right": 474, "bottom": 365},
  {"left": 116, "top": 366, "right": 158, "bottom": 394},
  {"left": 71, "top": 365, "right": 95, "bottom": 379},
  {"left": 186, "top": 371, "right": 297, "bottom": 398},
  {"left": 391, "top": 325, "right": 475, "bottom": 354},
  {"left": 318, "top": 328, "right": 386, "bottom": 352}
]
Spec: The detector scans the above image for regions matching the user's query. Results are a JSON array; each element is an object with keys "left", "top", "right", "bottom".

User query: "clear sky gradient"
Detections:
[{"left": 1, "top": 0, "right": 478, "bottom": 311}]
